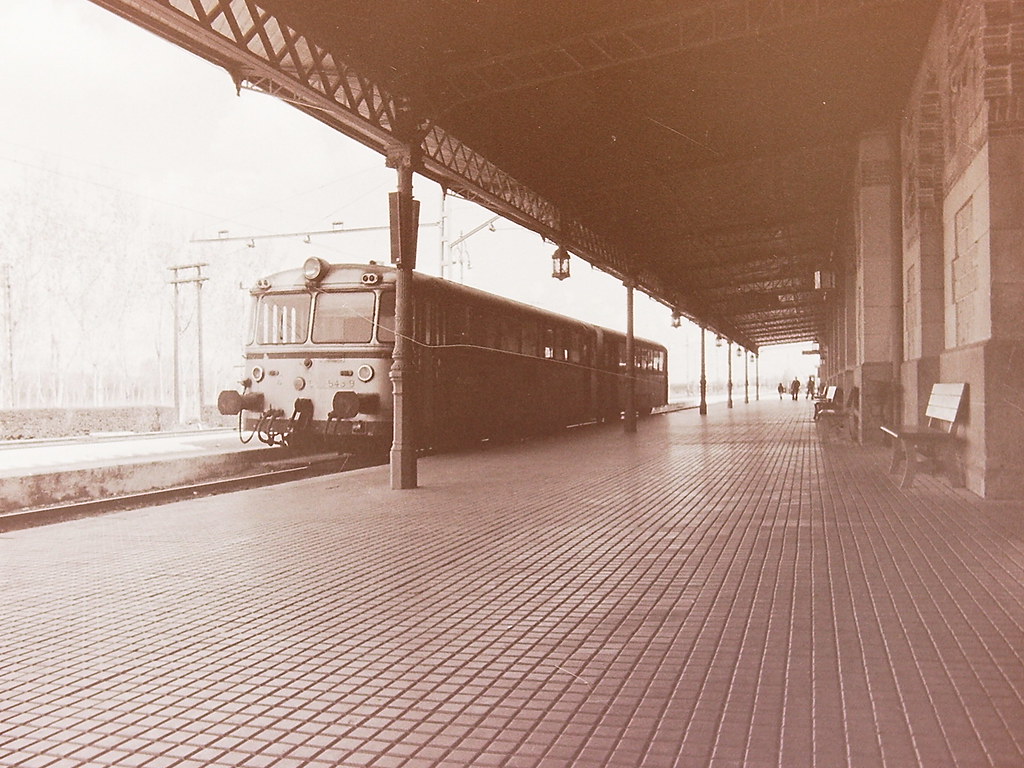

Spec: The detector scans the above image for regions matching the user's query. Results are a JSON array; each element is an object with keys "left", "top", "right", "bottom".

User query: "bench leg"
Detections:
[
  {"left": 896, "top": 440, "right": 917, "bottom": 489},
  {"left": 941, "top": 443, "right": 965, "bottom": 487},
  {"left": 888, "top": 440, "right": 902, "bottom": 473}
]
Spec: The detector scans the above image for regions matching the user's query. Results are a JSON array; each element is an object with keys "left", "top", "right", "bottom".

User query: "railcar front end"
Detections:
[{"left": 217, "top": 258, "right": 395, "bottom": 450}]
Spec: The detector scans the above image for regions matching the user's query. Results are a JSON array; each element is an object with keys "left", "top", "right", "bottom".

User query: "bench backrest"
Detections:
[{"left": 925, "top": 383, "right": 967, "bottom": 432}]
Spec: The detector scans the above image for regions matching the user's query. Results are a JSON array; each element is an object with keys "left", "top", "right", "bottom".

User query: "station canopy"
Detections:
[{"left": 89, "top": 0, "right": 940, "bottom": 350}]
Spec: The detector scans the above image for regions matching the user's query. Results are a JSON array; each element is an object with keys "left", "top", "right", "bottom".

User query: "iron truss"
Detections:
[
  {"left": 87, "top": 0, "right": 765, "bottom": 348},
  {"left": 438, "top": 0, "right": 911, "bottom": 105}
]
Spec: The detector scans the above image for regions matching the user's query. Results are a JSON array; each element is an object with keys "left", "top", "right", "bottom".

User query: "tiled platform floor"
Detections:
[{"left": 1, "top": 401, "right": 1021, "bottom": 767}]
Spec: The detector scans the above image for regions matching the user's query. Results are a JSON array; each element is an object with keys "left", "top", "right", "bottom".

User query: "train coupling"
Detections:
[{"left": 217, "top": 389, "right": 265, "bottom": 416}]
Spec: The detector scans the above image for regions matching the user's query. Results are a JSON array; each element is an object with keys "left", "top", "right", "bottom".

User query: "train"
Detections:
[{"left": 217, "top": 258, "right": 669, "bottom": 452}]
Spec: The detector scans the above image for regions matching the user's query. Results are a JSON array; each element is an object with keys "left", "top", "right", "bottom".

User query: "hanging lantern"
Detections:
[
  {"left": 715, "top": 335, "right": 724, "bottom": 348},
  {"left": 671, "top": 310, "right": 682, "bottom": 328},
  {"left": 551, "top": 246, "right": 570, "bottom": 280}
]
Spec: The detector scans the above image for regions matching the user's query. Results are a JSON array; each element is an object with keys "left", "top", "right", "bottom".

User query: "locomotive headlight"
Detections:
[
  {"left": 251, "top": 365, "right": 265, "bottom": 383},
  {"left": 303, "top": 256, "right": 328, "bottom": 283},
  {"left": 294, "top": 377, "right": 306, "bottom": 391},
  {"left": 357, "top": 364, "right": 375, "bottom": 382}
]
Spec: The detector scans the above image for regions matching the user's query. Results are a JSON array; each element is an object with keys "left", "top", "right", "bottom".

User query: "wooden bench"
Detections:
[
  {"left": 880, "top": 383, "right": 967, "bottom": 489},
  {"left": 816, "top": 386, "right": 859, "bottom": 441},
  {"left": 812, "top": 386, "right": 839, "bottom": 420}
]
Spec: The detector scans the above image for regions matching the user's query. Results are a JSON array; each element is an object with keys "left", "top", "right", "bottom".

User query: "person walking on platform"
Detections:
[
  {"left": 806, "top": 376, "right": 815, "bottom": 399},
  {"left": 777, "top": 382, "right": 785, "bottom": 400},
  {"left": 790, "top": 377, "right": 800, "bottom": 400}
]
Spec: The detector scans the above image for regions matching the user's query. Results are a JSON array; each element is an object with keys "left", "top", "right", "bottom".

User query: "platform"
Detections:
[
  {"left": 1, "top": 400, "right": 1021, "bottom": 767},
  {"left": 0, "top": 430, "right": 278, "bottom": 512}
]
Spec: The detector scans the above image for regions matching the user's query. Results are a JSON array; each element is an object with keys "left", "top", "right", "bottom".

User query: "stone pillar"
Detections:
[
  {"left": 853, "top": 130, "right": 902, "bottom": 443},
  {"left": 982, "top": 127, "right": 1024, "bottom": 497},
  {"left": 900, "top": 54, "right": 945, "bottom": 428},
  {"left": 843, "top": 244, "right": 858, "bottom": 397}
]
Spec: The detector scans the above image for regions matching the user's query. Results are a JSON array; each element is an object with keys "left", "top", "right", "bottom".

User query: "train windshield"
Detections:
[
  {"left": 376, "top": 291, "right": 395, "bottom": 343},
  {"left": 253, "top": 293, "right": 310, "bottom": 345},
  {"left": 312, "top": 291, "right": 376, "bottom": 343}
]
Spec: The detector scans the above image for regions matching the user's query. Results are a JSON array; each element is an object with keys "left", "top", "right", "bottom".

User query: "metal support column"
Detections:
[
  {"left": 624, "top": 282, "right": 636, "bottom": 433},
  {"left": 699, "top": 327, "right": 708, "bottom": 416},
  {"left": 387, "top": 144, "right": 420, "bottom": 489},
  {"left": 727, "top": 341, "right": 734, "bottom": 408},
  {"left": 744, "top": 349, "right": 749, "bottom": 404},
  {"left": 755, "top": 354, "right": 760, "bottom": 400}
]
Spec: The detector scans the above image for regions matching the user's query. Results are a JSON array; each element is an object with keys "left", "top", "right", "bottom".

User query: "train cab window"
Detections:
[
  {"left": 244, "top": 297, "right": 256, "bottom": 345},
  {"left": 311, "top": 291, "right": 375, "bottom": 343},
  {"left": 377, "top": 291, "right": 396, "bottom": 343},
  {"left": 254, "top": 293, "right": 310, "bottom": 344}
]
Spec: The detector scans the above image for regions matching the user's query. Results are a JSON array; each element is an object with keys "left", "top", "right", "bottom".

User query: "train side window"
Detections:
[
  {"left": 426, "top": 301, "right": 440, "bottom": 346},
  {"left": 568, "top": 331, "right": 582, "bottom": 363},
  {"left": 521, "top": 322, "right": 538, "bottom": 357},
  {"left": 467, "top": 308, "right": 483, "bottom": 346},
  {"left": 255, "top": 293, "right": 310, "bottom": 344},
  {"left": 447, "top": 305, "right": 466, "bottom": 345},
  {"left": 482, "top": 312, "right": 499, "bottom": 349},
  {"left": 543, "top": 328, "right": 555, "bottom": 359},
  {"left": 435, "top": 301, "right": 447, "bottom": 345},
  {"left": 312, "top": 291, "right": 375, "bottom": 343},
  {"left": 500, "top": 318, "right": 519, "bottom": 353}
]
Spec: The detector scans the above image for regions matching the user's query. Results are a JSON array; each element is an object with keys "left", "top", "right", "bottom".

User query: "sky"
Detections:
[{"left": 0, "top": 0, "right": 819, "bottom": 405}]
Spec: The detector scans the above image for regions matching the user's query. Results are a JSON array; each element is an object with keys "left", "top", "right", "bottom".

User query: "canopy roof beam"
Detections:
[{"left": 440, "top": 0, "right": 910, "bottom": 104}]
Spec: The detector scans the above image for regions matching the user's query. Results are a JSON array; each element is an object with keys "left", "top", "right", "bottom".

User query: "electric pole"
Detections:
[
  {"left": 1, "top": 263, "right": 13, "bottom": 409},
  {"left": 168, "top": 264, "right": 208, "bottom": 425}
]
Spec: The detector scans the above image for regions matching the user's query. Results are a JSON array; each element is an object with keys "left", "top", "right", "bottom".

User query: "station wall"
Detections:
[{"left": 825, "top": 0, "right": 1024, "bottom": 499}]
